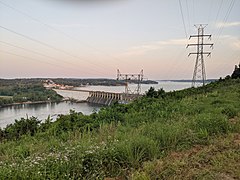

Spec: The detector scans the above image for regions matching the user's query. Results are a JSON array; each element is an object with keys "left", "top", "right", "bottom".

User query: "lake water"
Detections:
[
  {"left": 0, "top": 81, "right": 191, "bottom": 128},
  {"left": 56, "top": 81, "right": 192, "bottom": 100}
]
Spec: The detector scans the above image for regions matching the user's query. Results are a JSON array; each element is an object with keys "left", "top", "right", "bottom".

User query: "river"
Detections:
[{"left": 0, "top": 81, "right": 191, "bottom": 128}]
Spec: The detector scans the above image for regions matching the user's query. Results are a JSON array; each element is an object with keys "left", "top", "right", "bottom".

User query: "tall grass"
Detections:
[{"left": 0, "top": 79, "right": 239, "bottom": 179}]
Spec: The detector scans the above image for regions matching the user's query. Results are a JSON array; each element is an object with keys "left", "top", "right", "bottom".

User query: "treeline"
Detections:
[
  {"left": 231, "top": 63, "right": 240, "bottom": 79},
  {"left": 54, "top": 78, "right": 123, "bottom": 86},
  {"left": 0, "top": 79, "right": 62, "bottom": 106},
  {"left": 53, "top": 78, "right": 158, "bottom": 86},
  {"left": 0, "top": 78, "right": 158, "bottom": 88}
]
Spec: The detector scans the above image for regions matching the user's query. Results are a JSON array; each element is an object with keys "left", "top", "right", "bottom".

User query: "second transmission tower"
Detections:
[
  {"left": 117, "top": 69, "right": 143, "bottom": 95},
  {"left": 187, "top": 24, "right": 213, "bottom": 87}
]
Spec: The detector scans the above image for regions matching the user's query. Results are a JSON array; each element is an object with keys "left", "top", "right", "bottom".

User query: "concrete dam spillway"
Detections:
[
  {"left": 86, "top": 91, "right": 141, "bottom": 105},
  {"left": 54, "top": 89, "right": 141, "bottom": 106}
]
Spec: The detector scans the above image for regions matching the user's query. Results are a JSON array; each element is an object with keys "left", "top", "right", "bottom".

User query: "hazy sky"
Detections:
[{"left": 0, "top": 0, "right": 239, "bottom": 79}]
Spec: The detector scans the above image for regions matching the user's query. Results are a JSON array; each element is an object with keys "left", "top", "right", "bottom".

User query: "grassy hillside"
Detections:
[{"left": 0, "top": 78, "right": 239, "bottom": 179}]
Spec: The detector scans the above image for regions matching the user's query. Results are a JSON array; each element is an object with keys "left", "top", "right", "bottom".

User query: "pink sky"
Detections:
[{"left": 0, "top": 0, "right": 239, "bottom": 79}]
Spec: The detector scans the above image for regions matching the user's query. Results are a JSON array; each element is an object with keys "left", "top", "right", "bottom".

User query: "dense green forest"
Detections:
[
  {"left": 0, "top": 79, "right": 62, "bottom": 106},
  {"left": 0, "top": 78, "right": 239, "bottom": 179}
]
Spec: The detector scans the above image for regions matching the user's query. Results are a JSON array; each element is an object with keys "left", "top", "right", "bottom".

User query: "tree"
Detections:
[
  {"left": 231, "top": 63, "right": 240, "bottom": 79},
  {"left": 146, "top": 87, "right": 165, "bottom": 98}
]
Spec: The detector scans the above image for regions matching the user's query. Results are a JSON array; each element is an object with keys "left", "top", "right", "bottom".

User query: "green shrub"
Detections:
[{"left": 2, "top": 117, "right": 41, "bottom": 141}]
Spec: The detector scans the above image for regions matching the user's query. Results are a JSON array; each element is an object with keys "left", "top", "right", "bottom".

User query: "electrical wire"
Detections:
[
  {"left": 0, "top": 25, "right": 110, "bottom": 76},
  {"left": 178, "top": 0, "right": 188, "bottom": 39},
  {"left": 0, "top": 50, "right": 104, "bottom": 76},
  {"left": 185, "top": 0, "right": 191, "bottom": 34},
  {"left": 192, "top": 0, "right": 195, "bottom": 24},
  {"left": 0, "top": 0, "right": 121, "bottom": 69},
  {"left": 0, "top": 40, "right": 109, "bottom": 76},
  {"left": 215, "top": 0, "right": 236, "bottom": 45},
  {"left": 210, "top": 0, "right": 223, "bottom": 34},
  {"left": 207, "top": 0, "right": 214, "bottom": 29}
]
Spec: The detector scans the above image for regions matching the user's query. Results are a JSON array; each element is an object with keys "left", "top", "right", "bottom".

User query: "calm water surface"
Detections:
[
  {"left": 0, "top": 81, "right": 191, "bottom": 128},
  {"left": 0, "top": 102, "right": 100, "bottom": 128},
  {"left": 75, "top": 81, "right": 191, "bottom": 93}
]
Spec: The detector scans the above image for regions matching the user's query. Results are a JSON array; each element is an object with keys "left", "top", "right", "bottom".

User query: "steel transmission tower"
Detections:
[
  {"left": 187, "top": 24, "right": 213, "bottom": 87},
  {"left": 117, "top": 69, "right": 143, "bottom": 95}
]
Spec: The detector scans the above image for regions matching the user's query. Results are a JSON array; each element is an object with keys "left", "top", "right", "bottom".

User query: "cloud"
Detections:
[
  {"left": 216, "top": 21, "right": 240, "bottom": 28},
  {"left": 121, "top": 38, "right": 187, "bottom": 56},
  {"left": 218, "top": 35, "right": 240, "bottom": 49}
]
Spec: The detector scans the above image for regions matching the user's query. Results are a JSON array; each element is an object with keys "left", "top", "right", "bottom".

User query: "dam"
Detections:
[{"left": 87, "top": 91, "right": 141, "bottom": 105}]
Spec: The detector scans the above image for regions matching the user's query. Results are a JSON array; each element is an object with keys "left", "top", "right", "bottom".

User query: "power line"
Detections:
[
  {"left": 185, "top": 0, "right": 191, "bottom": 34},
  {"left": 0, "top": 50, "right": 62, "bottom": 69},
  {"left": 192, "top": 0, "right": 195, "bottom": 24},
  {"left": 178, "top": 0, "right": 188, "bottom": 39},
  {"left": 0, "top": 25, "right": 109, "bottom": 76},
  {"left": 215, "top": 0, "right": 236, "bottom": 45},
  {"left": 210, "top": 0, "right": 223, "bottom": 34},
  {"left": 207, "top": 0, "right": 214, "bottom": 26},
  {"left": 0, "top": 50, "right": 101, "bottom": 76},
  {"left": 0, "top": 0, "right": 120, "bottom": 69},
  {"left": 0, "top": 26, "right": 65, "bottom": 53},
  {"left": 0, "top": 40, "right": 108, "bottom": 76},
  {"left": 214, "top": 0, "right": 224, "bottom": 24},
  {"left": 0, "top": 41, "right": 63, "bottom": 61}
]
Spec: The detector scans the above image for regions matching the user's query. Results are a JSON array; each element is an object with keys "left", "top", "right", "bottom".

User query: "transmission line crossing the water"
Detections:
[
  {"left": 0, "top": 41, "right": 105, "bottom": 76},
  {"left": 0, "top": 25, "right": 110, "bottom": 77},
  {"left": 179, "top": 0, "right": 188, "bottom": 39},
  {"left": 0, "top": 1, "right": 124, "bottom": 70}
]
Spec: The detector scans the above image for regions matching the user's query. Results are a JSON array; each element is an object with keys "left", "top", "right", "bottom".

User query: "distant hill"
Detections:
[
  {"left": 52, "top": 78, "right": 158, "bottom": 86},
  {"left": 0, "top": 78, "right": 158, "bottom": 87},
  {"left": 157, "top": 79, "right": 217, "bottom": 83}
]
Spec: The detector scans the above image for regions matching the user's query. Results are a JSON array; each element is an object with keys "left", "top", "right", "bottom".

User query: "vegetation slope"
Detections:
[{"left": 0, "top": 78, "right": 239, "bottom": 179}]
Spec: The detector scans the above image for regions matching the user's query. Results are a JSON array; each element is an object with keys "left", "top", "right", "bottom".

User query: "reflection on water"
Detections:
[
  {"left": 0, "top": 102, "right": 100, "bottom": 128},
  {"left": 0, "top": 81, "right": 192, "bottom": 128}
]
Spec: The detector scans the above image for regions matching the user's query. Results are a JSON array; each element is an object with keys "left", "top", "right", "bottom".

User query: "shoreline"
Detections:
[{"left": 0, "top": 98, "right": 88, "bottom": 108}]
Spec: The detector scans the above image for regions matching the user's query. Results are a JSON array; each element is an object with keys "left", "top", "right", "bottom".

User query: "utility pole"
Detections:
[
  {"left": 117, "top": 69, "right": 143, "bottom": 95},
  {"left": 187, "top": 24, "right": 213, "bottom": 87}
]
